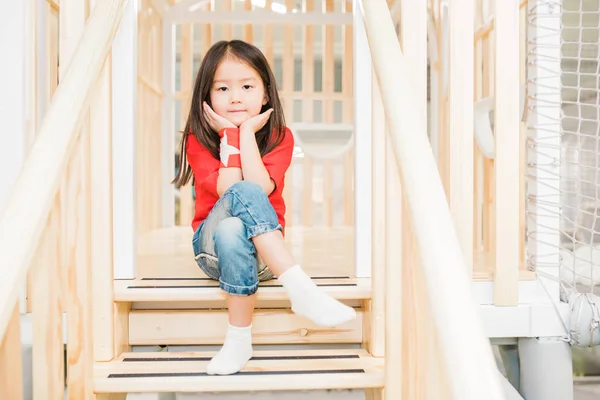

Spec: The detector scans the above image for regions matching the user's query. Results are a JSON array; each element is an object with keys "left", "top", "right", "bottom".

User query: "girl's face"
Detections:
[{"left": 209, "top": 57, "right": 268, "bottom": 127}]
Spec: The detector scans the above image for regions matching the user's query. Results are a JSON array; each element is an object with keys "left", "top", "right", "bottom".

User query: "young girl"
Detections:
[{"left": 173, "top": 40, "right": 356, "bottom": 376}]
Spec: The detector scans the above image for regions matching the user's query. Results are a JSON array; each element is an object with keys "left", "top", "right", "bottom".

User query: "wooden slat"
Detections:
[
  {"left": 361, "top": 0, "right": 505, "bottom": 397},
  {"left": 302, "top": 156, "right": 314, "bottom": 226},
  {"left": 385, "top": 132, "right": 403, "bottom": 398},
  {"left": 222, "top": 0, "right": 232, "bottom": 40},
  {"left": 323, "top": 0, "right": 335, "bottom": 123},
  {"left": 323, "top": 160, "right": 333, "bottom": 226},
  {"left": 91, "top": 56, "right": 115, "bottom": 362},
  {"left": 494, "top": 0, "right": 520, "bottom": 306},
  {"left": 474, "top": 0, "right": 484, "bottom": 253},
  {"left": 94, "top": 349, "right": 384, "bottom": 393},
  {"left": 46, "top": 6, "right": 59, "bottom": 102},
  {"left": 178, "top": 24, "right": 194, "bottom": 225},
  {"left": 243, "top": 0, "right": 253, "bottom": 41},
  {"left": 114, "top": 276, "right": 371, "bottom": 302},
  {"left": 65, "top": 124, "right": 94, "bottom": 399},
  {"left": 398, "top": 2, "right": 433, "bottom": 395},
  {"left": 368, "top": 75, "right": 386, "bottom": 359},
  {"left": 0, "top": 302, "right": 23, "bottom": 400},
  {"left": 137, "top": 1, "right": 163, "bottom": 235},
  {"left": 114, "top": 302, "right": 131, "bottom": 356},
  {"left": 282, "top": 0, "right": 295, "bottom": 119},
  {"left": 343, "top": 149, "right": 354, "bottom": 225},
  {"left": 342, "top": 0, "right": 353, "bottom": 123},
  {"left": 302, "top": 0, "right": 315, "bottom": 122},
  {"left": 264, "top": 0, "right": 274, "bottom": 65},
  {"left": 0, "top": 0, "right": 125, "bottom": 341},
  {"left": 448, "top": 0, "right": 474, "bottom": 274},
  {"left": 129, "top": 309, "right": 363, "bottom": 345},
  {"left": 32, "top": 207, "right": 64, "bottom": 400},
  {"left": 58, "top": 0, "right": 86, "bottom": 80}
]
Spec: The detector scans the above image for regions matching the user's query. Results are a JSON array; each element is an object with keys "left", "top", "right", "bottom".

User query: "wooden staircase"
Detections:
[
  {"left": 0, "top": 1, "right": 508, "bottom": 398},
  {"left": 95, "top": 348, "right": 383, "bottom": 394},
  {"left": 95, "top": 273, "right": 381, "bottom": 395}
]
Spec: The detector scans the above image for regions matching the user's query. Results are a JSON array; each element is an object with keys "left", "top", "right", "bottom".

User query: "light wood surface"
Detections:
[
  {"left": 94, "top": 349, "right": 384, "bottom": 393},
  {"left": 136, "top": 226, "right": 533, "bottom": 282},
  {"left": 129, "top": 309, "right": 363, "bottom": 345},
  {"left": 136, "top": 226, "right": 357, "bottom": 278},
  {"left": 360, "top": 0, "right": 504, "bottom": 398},
  {"left": 0, "top": 303, "right": 23, "bottom": 400},
  {"left": 115, "top": 276, "right": 371, "bottom": 302}
]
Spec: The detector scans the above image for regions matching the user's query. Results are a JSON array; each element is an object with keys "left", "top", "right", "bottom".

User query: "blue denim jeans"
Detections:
[{"left": 192, "top": 181, "right": 281, "bottom": 296}]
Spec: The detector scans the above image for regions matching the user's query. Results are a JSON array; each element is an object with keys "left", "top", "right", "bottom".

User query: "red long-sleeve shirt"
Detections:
[{"left": 186, "top": 127, "right": 294, "bottom": 233}]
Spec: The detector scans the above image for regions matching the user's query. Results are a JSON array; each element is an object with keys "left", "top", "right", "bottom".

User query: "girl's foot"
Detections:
[
  {"left": 278, "top": 265, "right": 357, "bottom": 327},
  {"left": 206, "top": 324, "right": 253, "bottom": 375}
]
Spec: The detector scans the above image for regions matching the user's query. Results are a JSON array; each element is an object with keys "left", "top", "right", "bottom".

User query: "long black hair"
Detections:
[{"left": 172, "top": 40, "right": 286, "bottom": 188}]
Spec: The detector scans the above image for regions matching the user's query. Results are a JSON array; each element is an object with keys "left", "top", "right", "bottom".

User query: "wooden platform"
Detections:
[
  {"left": 135, "top": 226, "right": 536, "bottom": 282},
  {"left": 114, "top": 276, "right": 371, "bottom": 302},
  {"left": 137, "top": 226, "right": 356, "bottom": 278},
  {"left": 93, "top": 349, "right": 384, "bottom": 393}
]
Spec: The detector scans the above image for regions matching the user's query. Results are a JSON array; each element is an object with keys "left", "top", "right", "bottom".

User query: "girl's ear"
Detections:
[{"left": 262, "top": 94, "right": 269, "bottom": 106}]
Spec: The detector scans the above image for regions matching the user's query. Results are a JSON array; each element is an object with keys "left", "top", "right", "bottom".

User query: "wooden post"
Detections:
[
  {"left": 368, "top": 74, "right": 385, "bottom": 359},
  {"left": 178, "top": 24, "right": 194, "bottom": 226},
  {"left": 360, "top": 0, "right": 504, "bottom": 397},
  {"left": 385, "top": 129, "right": 403, "bottom": 400},
  {"left": 0, "top": 1, "right": 27, "bottom": 213},
  {"left": 354, "top": 0, "right": 373, "bottom": 278},
  {"left": 32, "top": 208, "right": 64, "bottom": 399},
  {"left": 448, "top": 0, "right": 474, "bottom": 274},
  {"left": 0, "top": 303, "right": 24, "bottom": 400},
  {"left": 494, "top": 0, "right": 520, "bottom": 306},
  {"left": 91, "top": 56, "right": 115, "bottom": 362},
  {"left": 161, "top": 21, "right": 175, "bottom": 227}
]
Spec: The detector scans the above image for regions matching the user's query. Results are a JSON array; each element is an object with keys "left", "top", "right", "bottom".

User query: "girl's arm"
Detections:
[
  {"left": 239, "top": 126, "right": 276, "bottom": 195},
  {"left": 216, "top": 168, "right": 243, "bottom": 196}
]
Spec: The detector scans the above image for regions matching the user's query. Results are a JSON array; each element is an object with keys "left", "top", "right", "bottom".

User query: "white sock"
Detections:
[
  {"left": 206, "top": 323, "right": 253, "bottom": 375},
  {"left": 278, "top": 265, "right": 356, "bottom": 327}
]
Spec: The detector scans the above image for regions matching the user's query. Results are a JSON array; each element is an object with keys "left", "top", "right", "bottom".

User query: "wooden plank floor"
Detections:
[
  {"left": 94, "top": 349, "right": 384, "bottom": 393},
  {"left": 137, "top": 226, "right": 356, "bottom": 278},
  {"left": 136, "top": 226, "right": 536, "bottom": 281}
]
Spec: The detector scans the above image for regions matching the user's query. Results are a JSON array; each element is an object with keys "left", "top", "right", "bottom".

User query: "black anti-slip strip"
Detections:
[
  {"left": 140, "top": 276, "right": 350, "bottom": 281},
  {"left": 108, "top": 369, "right": 366, "bottom": 378},
  {"left": 123, "top": 354, "right": 361, "bottom": 362},
  {"left": 127, "top": 283, "right": 357, "bottom": 289},
  {"left": 141, "top": 277, "right": 213, "bottom": 281}
]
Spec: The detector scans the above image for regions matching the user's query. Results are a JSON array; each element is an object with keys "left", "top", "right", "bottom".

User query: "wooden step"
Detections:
[
  {"left": 94, "top": 349, "right": 384, "bottom": 393},
  {"left": 129, "top": 309, "right": 364, "bottom": 345},
  {"left": 114, "top": 276, "right": 371, "bottom": 302}
]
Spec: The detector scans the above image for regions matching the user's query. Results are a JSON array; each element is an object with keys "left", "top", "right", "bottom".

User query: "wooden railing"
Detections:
[
  {"left": 0, "top": 0, "right": 125, "bottom": 397},
  {"left": 430, "top": 0, "right": 526, "bottom": 301},
  {"left": 360, "top": 0, "right": 505, "bottom": 398}
]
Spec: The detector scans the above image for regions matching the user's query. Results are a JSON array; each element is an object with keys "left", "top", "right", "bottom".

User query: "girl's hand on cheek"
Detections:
[
  {"left": 203, "top": 102, "right": 237, "bottom": 131},
  {"left": 240, "top": 108, "right": 274, "bottom": 134}
]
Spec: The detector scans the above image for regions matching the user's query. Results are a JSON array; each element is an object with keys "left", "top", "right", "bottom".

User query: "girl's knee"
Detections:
[
  {"left": 228, "top": 181, "right": 264, "bottom": 197},
  {"left": 213, "top": 217, "right": 246, "bottom": 244}
]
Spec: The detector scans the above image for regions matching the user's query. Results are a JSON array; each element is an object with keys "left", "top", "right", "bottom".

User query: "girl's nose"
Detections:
[{"left": 229, "top": 88, "right": 242, "bottom": 103}]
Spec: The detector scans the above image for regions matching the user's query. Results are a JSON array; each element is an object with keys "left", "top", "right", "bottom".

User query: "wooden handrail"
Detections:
[
  {"left": 0, "top": 0, "right": 125, "bottom": 339},
  {"left": 358, "top": 0, "right": 504, "bottom": 398}
]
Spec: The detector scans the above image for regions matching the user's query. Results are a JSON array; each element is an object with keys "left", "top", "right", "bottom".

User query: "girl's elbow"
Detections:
[{"left": 263, "top": 179, "right": 276, "bottom": 196}]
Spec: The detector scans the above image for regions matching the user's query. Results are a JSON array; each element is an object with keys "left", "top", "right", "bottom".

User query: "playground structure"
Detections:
[{"left": 0, "top": 0, "right": 599, "bottom": 398}]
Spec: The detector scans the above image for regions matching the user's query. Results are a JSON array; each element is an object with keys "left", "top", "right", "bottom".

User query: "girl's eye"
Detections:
[
  {"left": 243, "top": 85, "right": 253, "bottom": 90},
  {"left": 217, "top": 87, "right": 228, "bottom": 91}
]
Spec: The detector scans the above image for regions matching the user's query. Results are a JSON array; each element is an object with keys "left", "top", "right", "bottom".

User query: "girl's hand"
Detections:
[
  {"left": 203, "top": 102, "right": 237, "bottom": 131},
  {"left": 240, "top": 108, "right": 274, "bottom": 134}
]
